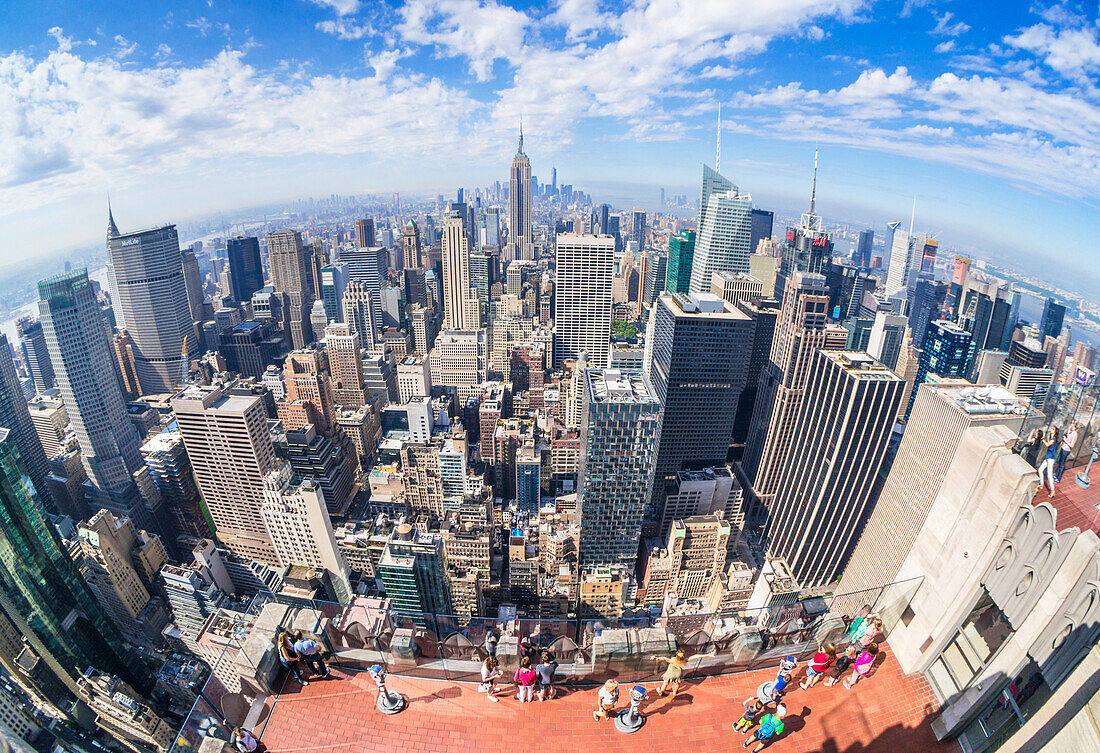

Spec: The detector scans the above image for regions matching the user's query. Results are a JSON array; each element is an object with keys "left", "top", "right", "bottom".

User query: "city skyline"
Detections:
[{"left": 0, "top": 1, "right": 1097, "bottom": 296}]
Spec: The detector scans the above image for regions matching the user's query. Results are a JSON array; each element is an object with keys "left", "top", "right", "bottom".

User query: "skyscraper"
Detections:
[
  {"left": 325, "top": 323, "right": 367, "bottom": 409},
  {"left": 227, "top": 236, "right": 265, "bottom": 304},
  {"left": 341, "top": 245, "right": 388, "bottom": 336},
  {"left": 643, "top": 252, "right": 667, "bottom": 306},
  {"left": 37, "top": 271, "right": 155, "bottom": 525},
  {"left": 180, "top": 249, "right": 205, "bottom": 323},
  {"left": 0, "top": 335, "right": 52, "bottom": 510},
  {"left": 907, "top": 273, "right": 949, "bottom": 349},
  {"left": 742, "top": 273, "right": 847, "bottom": 511},
  {"left": 342, "top": 280, "right": 380, "bottom": 349},
  {"left": 776, "top": 161, "right": 832, "bottom": 302},
  {"left": 577, "top": 369, "right": 662, "bottom": 571},
  {"left": 441, "top": 212, "right": 474, "bottom": 330},
  {"left": 507, "top": 128, "right": 532, "bottom": 262},
  {"left": 687, "top": 165, "right": 753, "bottom": 294},
  {"left": 644, "top": 292, "right": 752, "bottom": 482},
  {"left": 16, "top": 317, "right": 53, "bottom": 393},
  {"left": 171, "top": 385, "right": 279, "bottom": 564},
  {"left": 1040, "top": 298, "right": 1067, "bottom": 341},
  {"left": 106, "top": 213, "right": 197, "bottom": 394},
  {"left": 665, "top": 229, "right": 696, "bottom": 295},
  {"left": 320, "top": 262, "right": 349, "bottom": 323},
  {"left": 631, "top": 208, "right": 647, "bottom": 252},
  {"left": 553, "top": 233, "right": 614, "bottom": 368},
  {"left": 856, "top": 228, "right": 874, "bottom": 267},
  {"left": 885, "top": 225, "right": 925, "bottom": 299},
  {"left": 750, "top": 208, "right": 774, "bottom": 255},
  {"left": 904, "top": 320, "right": 976, "bottom": 420},
  {"left": 402, "top": 220, "right": 422, "bottom": 269},
  {"left": 766, "top": 351, "right": 903, "bottom": 588},
  {"left": 378, "top": 523, "right": 452, "bottom": 617},
  {"left": 0, "top": 428, "right": 146, "bottom": 695},
  {"left": 355, "top": 218, "right": 376, "bottom": 248},
  {"left": 267, "top": 230, "right": 315, "bottom": 349}
]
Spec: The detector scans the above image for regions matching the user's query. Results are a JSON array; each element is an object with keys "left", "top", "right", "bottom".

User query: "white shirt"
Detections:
[
  {"left": 234, "top": 730, "right": 258, "bottom": 752},
  {"left": 598, "top": 686, "right": 619, "bottom": 707}
]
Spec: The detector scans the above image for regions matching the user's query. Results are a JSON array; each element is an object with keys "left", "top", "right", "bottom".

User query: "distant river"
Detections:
[{"left": 0, "top": 266, "right": 110, "bottom": 344}]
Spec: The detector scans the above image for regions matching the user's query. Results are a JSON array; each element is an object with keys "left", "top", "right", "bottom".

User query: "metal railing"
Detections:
[{"left": 168, "top": 576, "right": 923, "bottom": 751}]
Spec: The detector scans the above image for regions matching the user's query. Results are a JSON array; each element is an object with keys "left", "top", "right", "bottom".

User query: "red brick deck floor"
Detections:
[{"left": 257, "top": 646, "right": 958, "bottom": 753}]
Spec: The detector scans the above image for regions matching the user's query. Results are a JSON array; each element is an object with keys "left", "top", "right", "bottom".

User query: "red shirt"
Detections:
[{"left": 810, "top": 651, "right": 836, "bottom": 673}]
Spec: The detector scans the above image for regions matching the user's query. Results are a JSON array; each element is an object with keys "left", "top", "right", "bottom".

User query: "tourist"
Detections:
[
  {"left": 654, "top": 648, "right": 708, "bottom": 699},
  {"left": 1056, "top": 421, "right": 1079, "bottom": 483},
  {"left": 824, "top": 645, "right": 859, "bottom": 687},
  {"left": 800, "top": 642, "right": 836, "bottom": 690},
  {"left": 291, "top": 630, "right": 329, "bottom": 678},
  {"left": 231, "top": 727, "right": 260, "bottom": 752},
  {"left": 535, "top": 651, "right": 559, "bottom": 701},
  {"left": 1037, "top": 427, "right": 1059, "bottom": 497},
  {"left": 742, "top": 703, "right": 786, "bottom": 751},
  {"left": 857, "top": 617, "right": 884, "bottom": 648},
  {"left": 276, "top": 632, "right": 309, "bottom": 686},
  {"left": 771, "top": 656, "right": 797, "bottom": 699},
  {"left": 734, "top": 697, "right": 765, "bottom": 732},
  {"left": 592, "top": 679, "right": 619, "bottom": 721},
  {"left": 483, "top": 627, "right": 499, "bottom": 658},
  {"left": 1021, "top": 428, "right": 1044, "bottom": 467},
  {"left": 514, "top": 655, "right": 538, "bottom": 702},
  {"left": 479, "top": 655, "right": 502, "bottom": 702},
  {"left": 843, "top": 643, "right": 880, "bottom": 689}
]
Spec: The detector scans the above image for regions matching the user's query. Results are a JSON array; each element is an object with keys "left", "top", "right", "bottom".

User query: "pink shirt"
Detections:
[
  {"left": 854, "top": 652, "right": 876, "bottom": 676},
  {"left": 514, "top": 667, "right": 537, "bottom": 686}
]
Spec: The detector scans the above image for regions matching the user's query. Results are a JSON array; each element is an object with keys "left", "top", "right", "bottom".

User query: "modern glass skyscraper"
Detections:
[
  {"left": 750, "top": 208, "right": 774, "bottom": 255},
  {"left": 0, "top": 335, "right": 52, "bottom": 510},
  {"left": 577, "top": 369, "right": 662, "bottom": 571},
  {"left": 507, "top": 129, "right": 532, "bottom": 262},
  {"left": 227, "top": 236, "right": 265, "bottom": 304},
  {"left": 320, "top": 262, "right": 349, "bottom": 323},
  {"left": 106, "top": 212, "right": 197, "bottom": 394},
  {"left": 16, "top": 317, "right": 53, "bottom": 393},
  {"left": 341, "top": 245, "right": 388, "bottom": 336},
  {"left": 631, "top": 208, "right": 646, "bottom": 252},
  {"left": 904, "top": 319, "right": 976, "bottom": 420},
  {"left": 0, "top": 429, "right": 146, "bottom": 695},
  {"left": 687, "top": 165, "right": 753, "bottom": 294},
  {"left": 1040, "top": 298, "right": 1067, "bottom": 341},
  {"left": 665, "top": 229, "right": 696, "bottom": 295},
  {"left": 643, "top": 251, "right": 667, "bottom": 306},
  {"left": 268, "top": 229, "right": 316, "bottom": 349},
  {"left": 856, "top": 228, "right": 874, "bottom": 267}
]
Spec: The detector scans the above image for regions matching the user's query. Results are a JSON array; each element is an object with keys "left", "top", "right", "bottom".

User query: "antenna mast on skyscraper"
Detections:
[
  {"left": 715, "top": 103, "right": 722, "bottom": 174},
  {"left": 909, "top": 196, "right": 916, "bottom": 238},
  {"left": 800, "top": 148, "right": 822, "bottom": 232}
]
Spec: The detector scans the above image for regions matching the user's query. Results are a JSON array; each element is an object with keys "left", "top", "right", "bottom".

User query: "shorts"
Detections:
[
  {"left": 806, "top": 666, "right": 825, "bottom": 678},
  {"left": 662, "top": 666, "right": 683, "bottom": 683},
  {"left": 539, "top": 680, "right": 554, "bottom": 689}
]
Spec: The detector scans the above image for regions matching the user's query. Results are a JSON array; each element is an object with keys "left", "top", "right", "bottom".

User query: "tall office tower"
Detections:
[
  {"left": 355, "top": 218, "right": 376, "bottom": 248},
  {"left": 631, "top": 208, "right": 647, "bottom": 251},
  {"left": 856, "top": 229, "right": 874, "bottom": 268},
  {"left": 596, "top": 204, "right": 610, "bottom": 236},
  {"left": 397, "top": 356, "right": 431, "bottom": 403},
  {"left": 643, "top": 252, "right": 667, "bottom": 306},
  {"left": 378, "top": 523, "right": 452, "bottom": 617},
  {"left": 17, "top": 317, "right": 54, "bottom": 393},
  {"left": 226, "top": 236, "right": 264, "bottom": 304},
  {"left": 1040, "top": 298, "right": 1067, "bottom": 341},
  {"left": 481, "top": 206, "right": 503, "bottom": 251},
  {"left": 885, "top": 225, "right": 925, "bottom": 298},
  {"left": 776, "top": 162, "right": 832, "bottom": 301},
  {"left": 687, "top": 165, "right": 753, "bottom": 294},
  {"left": 402, "top": 220, "right": 422, "bottom": 268},
  {"left": 730, "top": 297, "right": 780, "bottom": 451},
  {"left": 285, "top": 423, "right": 357, "bottom": 514},
  {"left": 511, "top": 342, "right": 545, "bottom": 408},
  {"left": 904, "top": 320, "right": 976, "bottom": 420},
  {"left": 908, "top": 274, "right": 950, "bottom": 348},
  {"left": 140, "top": 431, "right": 209, "bottom": 539},
  {"left": 644, "top": 292, "right": 752, "bottom": 484},
  {"left": 0, "top": 429, "right": 146, "bottom": 694},
  {"left": 323, "top": 323, "right": 366, "bottom": 408},
  {"left": 319, "top": 262, "right": 349, "bottom": 323},
  {"left": 261, "top": 463, "right": 351, "bottom": 602},
  {"left": 403, "top": 267, "right": 429, "bottom": 311},
  {"left": 267, "top": 230, "right": 315, "bottom": 349},
  {"left": 71, "top": 510, "right": 169, "bottom": 648},
  {"left": 37, "top": 271, "right": 156, "bottom": 522},
  {"left": 515, "top": 445, "right": 541, "bottom": 514},
  {"left": 508, "top": 129, "right": 533, "bottom": 262},
  {"left": 469, "top": 252, "right": 491, "bottom": 312},
  {"left": 657, "top": 466, "right": 743, "bottom": 541},
  {"left": 429, "top": 329, "right": 487, "bottom": 401},
  {"left": 1008, "top": 337, "right": 1048, "bottom": 368},
  {"left": 766, "top": 351, "right": 902, "bottom": 587},
  {"left": 0, "top": 336, "right": 52, "bottom": 509},
  {"left": 577, "top": 369, "right": 662, "bottom": 570},
  {"left": 947, "top": 254, "right": 972, "bottom": 314},
  {"left": 441, "top": 212, "right": 474, "bottom": 330},
  {"left": 180, "top": 249, "right": 205, "bottom": 326},
  {"left": 106, "top": 215, "right": 197, "bottom": 394},
  {"left": 279, "top": 347, "right": 336, "bottom": 433},
  {"left": 883, "top": 220, "right": 902, "bottom": 272},
  {"left": 665, "top": 229, "right": 696, "bottom": 295},
  {"left": 27, "top": 393, "right": 67, "bottom": 458},
  {"left": 410, "top": 305, "right": 437, "bottom": 356},
  {"left": 842, "top": 382, "right": 1026, "bottom": 594},
  {"left": 341, "top": 281, "right": 380, "bottom": 354},
  {"left": 160, "top": 561, "right": 227, "bottom": 652},
  {"left": 742, "top": 272, "right": 846, "bottom": 511},
  {"left": 750, "top": 208, "right": 774, "bottom": 255},
  {"left": 956, "top": 275, "right": 1014, "bottom": 351},
  {"left": 825, "top": 264, "right": 875, "bottom": 320},
  {"left": 171, "top": 385, "right": 279, "bottom": 564},
  {"left": 342, "top": 245, "right": 388, "bottom": 330},
  {"left": 711, "top": 271, "right": 763, "bottom": 306},
  {"left": 110, "top": 330, "right": 142, "bottom": 400},
  {"left": 867, "top": 311, "right": 908, "bottom": 370},
  {"left": 553, "top": 233, "right": 614, "bottom": 368}
]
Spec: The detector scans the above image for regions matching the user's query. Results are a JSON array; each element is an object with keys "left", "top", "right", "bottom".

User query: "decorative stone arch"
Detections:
[{"left": 1031, "top": 550, "right": 1100, "bottom": 691}]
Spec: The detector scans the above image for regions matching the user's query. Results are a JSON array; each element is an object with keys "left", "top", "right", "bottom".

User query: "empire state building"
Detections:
[{"left": 507, "top": 127, "right": 532, "bottom": 262}]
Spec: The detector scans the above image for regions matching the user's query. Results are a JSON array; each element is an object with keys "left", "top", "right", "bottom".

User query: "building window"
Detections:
[{"left": 927, "top": 590, "right": 1014, "bottom": 699}]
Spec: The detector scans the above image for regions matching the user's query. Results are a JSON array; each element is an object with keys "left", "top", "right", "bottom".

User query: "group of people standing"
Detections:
[{"left": 1021, "top": 420, "right": 1080, "bottom": 497}]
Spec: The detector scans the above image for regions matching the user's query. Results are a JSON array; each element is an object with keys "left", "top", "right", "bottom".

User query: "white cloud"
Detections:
[
  {"left": 397, "top": 0, "right": 530, "bottom": 81},
  {"left": 931, "top": 12, "right": 969, "bottom": 37},
  {"left": 1004, "top": 23, "right": 1100, "bottom": 80},
  {"left": 316, "top": 19, "right": 374, "bottom": 40},
  {"left": 547, "top": 0, "right": 617, "bottom": 42},
  {"left": 47, "top": 27, "right": 73, "bottom": 52},
  {"left": 113, "top": 35, "right": 138, "bottom": 59},
  {"left": 308, "top": 0, "right": 361, "bottom": 16},
  {"left": 935, "top": 40, "right": 955, "bottom": 53}
]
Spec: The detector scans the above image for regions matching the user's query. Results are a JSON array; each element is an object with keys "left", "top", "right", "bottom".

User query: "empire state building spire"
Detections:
[{"left": 516, "top": 121, "right": 525, "bottom": 157}]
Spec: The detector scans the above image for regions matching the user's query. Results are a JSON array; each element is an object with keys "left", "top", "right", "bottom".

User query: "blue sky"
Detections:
[{"left": 0, "top": 0, "right": 1097, "bottom": 294}]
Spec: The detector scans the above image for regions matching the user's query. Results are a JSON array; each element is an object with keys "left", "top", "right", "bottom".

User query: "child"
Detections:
[
  {"left": 592, "top": 679, "right": 619, "bottom": 721},
  {"left": 535, "top": 651, "right": 558, "bottom": 701},
  {"left": 843, "top": 644, "right": 879, "bottom": 689},
  {"left": 231, "top": 727, "right": 260, "bottom": 753},
  {"left": 771, "top": 656, "right": 797, "bottom": 699},
  {"left": 858, "top": 617, "right": 884, "bottom": 648},
  {"left": 513, "top": 655, "right": 538, "bottom": 702},
  {"left": 480, "top": 655, "right": 502, "bottom": 702},
  {"left": 742, "top": 703, "right": 786, "bottom": 751},
  {"left": 733, "top": 697, "right": 765, "bottom": 732},
  {"left": 800, "top": 642, "right": 836, "bottom": 690},
  {"left": 824, "top": 645, "right": 859, "bottom": 687}
]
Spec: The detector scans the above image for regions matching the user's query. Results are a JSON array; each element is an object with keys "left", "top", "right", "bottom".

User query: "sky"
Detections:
[{"left": 0, "top": 0, "right": 1098, "bottom": 294}]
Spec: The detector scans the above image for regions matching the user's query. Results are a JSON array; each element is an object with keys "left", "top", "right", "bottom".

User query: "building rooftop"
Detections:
[
  {"left": 587, "top": 368, "right": 657, "bottom": 404},
  {"left": 255, "top": 647, "right": 947, "bottom": 753}
]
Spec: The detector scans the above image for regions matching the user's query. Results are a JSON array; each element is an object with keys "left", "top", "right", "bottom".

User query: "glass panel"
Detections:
[
  {"left": 942, "top": 641, "right": 979, "bottom": 688},
  {"left": 926, "top": 657, "right": 959, "bottom": 700},
  {"left": 960, "top": 593, "right": 1013, "bottom": 663}
]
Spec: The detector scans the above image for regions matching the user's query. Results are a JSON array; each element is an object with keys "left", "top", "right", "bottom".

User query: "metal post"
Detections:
[
  {"left": 614, "top": 685, "right": 648, "bottom": 733},
  {"left": 1077, "top": 444, "right": 1098, "bottom": 489},
  {"left": 368, "top": 664, "right": 407, "bottom": 714}
]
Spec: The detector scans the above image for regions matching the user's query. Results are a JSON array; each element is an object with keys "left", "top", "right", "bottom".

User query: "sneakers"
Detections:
[
  {"left": 299, "top": 679, "right": 309, "bottom": 686},
  {"left": 799, "top": 681, "right": 809, "bottom": 690},
  {"left": 842, "top": 680, "right": 852, "bottom": 689},
  {"left": 488, "top": 695, "right": 499, "bottom": 703},
  {"left": 321, "top": 670, "right": 330, "bottom": 678}
]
